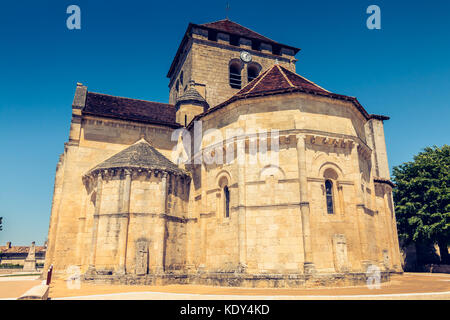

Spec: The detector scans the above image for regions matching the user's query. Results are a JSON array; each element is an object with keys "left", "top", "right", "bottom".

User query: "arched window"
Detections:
[
  {"left": 247, "top": 64, "right": 259, "bottom": 83},
  {"left": 229, "top": 63, "right": 241, "bottom": 89},
  {"left": 180, "top": 71, "right": 184, "bottom": 85},
  {"left": 224, "top": 186, "right": 230, "bottom": 218},
  {"left": 175, "top": 80, "right": 179, "bottom": 94},
  {"left": 325, "top": 180, "right": 334, "bottom": 214}
]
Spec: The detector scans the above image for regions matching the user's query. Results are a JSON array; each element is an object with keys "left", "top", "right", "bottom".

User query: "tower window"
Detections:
[
  {"left": 229, "top": 63, "right": 241, "bottom": 89},
  {"left": 325, "top": 180, "right": 334, "bottom": 214},
  {"left": 247, "top": 65, "right": 259, "bottom": 83},
  {"left": 180, "top": 71, "right": 184, "bottom": 85},
  {"left": 251, "top": 40, "right": 261, "bottom": 51},
  {"left": 230, "top": 35, "right": 239, "bottom": 46},
  {"left": 272, "top": 45, "right": 281, "bottom": 56},
  {"left": 208, "top": 30, "right": 217, "bottom": 41},
  {"left": 224, "top": 186, "right": 230, "bottom": 218}
]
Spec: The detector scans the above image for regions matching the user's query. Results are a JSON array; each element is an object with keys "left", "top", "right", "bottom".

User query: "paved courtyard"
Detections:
[
  {"left": 1, "top": 272, "right": 449, "bottom": 300},
  {"left": 48, "top": 272, "right": 450, "bottom": 300}
]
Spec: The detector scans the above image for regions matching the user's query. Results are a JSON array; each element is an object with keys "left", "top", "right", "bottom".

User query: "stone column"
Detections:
[
  {"left": 379, "top": 185, "right": 393, "bottom": 271},
  {"left": 117, "top": 169, "right": 131, "bottom": 274},
  {"left": 199, "top": 164, "right": 207, "bottom": 270},
  {"left": 296, "top": 135, "right": 315, "bottom": 274},
  {"left": 88, "top": 173, "right": 103, "bottom": 273},
  {"left": 237, "top": 138, "right": 247, "bottom": 272},
  {"left": 351, "top": 144, "right": 369, "bottom": 270},
  {"left": 387, "top": 188, "right": 402, "bottom": 271},
  {"left": 185, "top": 180, "right": 195, "bottom": 271},
  {"left": 155, "top": 172, "right": 168, "bottom": 273}
]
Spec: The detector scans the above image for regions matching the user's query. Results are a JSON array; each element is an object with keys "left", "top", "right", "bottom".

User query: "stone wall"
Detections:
[
  {"left": 169, "top": 34, "right": 296, "bottom": 108},
  {"left": 44, "top": 109, "right": 180, "bottom": 275},
  {"left": 184, "top": 91, "right": 403, "bottom": 276}
]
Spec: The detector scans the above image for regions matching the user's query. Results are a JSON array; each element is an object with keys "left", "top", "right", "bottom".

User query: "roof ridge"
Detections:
[
  {"left": 276, "top": 65, "right": 295, "bottom": 88},
  {"left": 133, "top": 137, "right": 150, "bottom": 145},
  {"left": 201, "top": 18, "right": 229, "bottom": 25},
  {"left": 201, "top": 19, "right": 278, "bottom": 43},
  {"left": 88, "top": 91, "right": 175, "bottom": 107},
  {"left": 86, "top": 140, "right": 186, "bottom": 176},
  {"left": 223, "top": 20, "right": 278, "bottom": 43},
  {"left": 279, "top": 66, "right": 330, "bottom": 93},
  {"left": 239, "top": 67, "right": 272, "bottom": 95}
]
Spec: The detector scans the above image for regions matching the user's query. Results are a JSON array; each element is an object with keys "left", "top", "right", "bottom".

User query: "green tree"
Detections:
[{"left": 393, "top": 145, "right": 450, "bottom": 264}]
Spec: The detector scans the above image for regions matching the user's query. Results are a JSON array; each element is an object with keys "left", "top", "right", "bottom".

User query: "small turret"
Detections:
[{"left": 175, "top": 80, "right": 209, "bottom": 127}]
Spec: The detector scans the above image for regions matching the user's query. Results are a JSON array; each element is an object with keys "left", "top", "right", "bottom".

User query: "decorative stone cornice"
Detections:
[
  {"left": 305, "top": 134, "right": 354, "bottom": 150},
  {"left": 82, "top": 167, "right": 190, "bottom": 190}
]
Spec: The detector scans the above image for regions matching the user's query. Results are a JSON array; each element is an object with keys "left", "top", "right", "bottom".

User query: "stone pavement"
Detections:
[
  {"left": 0, "top": 275, "right": 42, "bottom": 299},
  {"left": 1, "top": 273, "right": 448, "bottom": 300},
  {"left": 48, "top": 273, "right": 450, "bottom": 300}
]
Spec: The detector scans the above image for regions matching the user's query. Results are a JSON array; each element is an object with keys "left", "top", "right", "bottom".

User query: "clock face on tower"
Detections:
[{"left": 240, "top": 51, "right": 252, "bottom": 63}]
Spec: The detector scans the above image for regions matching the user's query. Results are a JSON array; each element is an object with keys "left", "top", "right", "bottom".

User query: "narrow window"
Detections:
[
  {"left": 229, "top": 63, "right": 241, "bottom": 89},
  {"left": 325, "top": 180, "right": 334, "bottom": 214},
  {"left": 208, "top": 30, "right": 217, "bottom": 41},
  {"left": 247, "top": 65, "right": 259, "bottom": 83},
  {"left": 180, "top": 71, "right": 184, "bottom": 85},
  {"left": 224, "top": 186, "right": 230, "bottom": 218},
  {"left": 272, "top": 45, "right": 281, "bottom": 56},
  {"left": 251, "top": 40, "right": 261, "bottom": 51},
  {"left": 230, "top": 35, "right": 239, "bottom": 46},
  {"left": 184, "top": 114, "right": 187, "bottom": 127}
]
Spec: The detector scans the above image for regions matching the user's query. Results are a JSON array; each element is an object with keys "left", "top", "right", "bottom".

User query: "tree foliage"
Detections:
[{"left": 393, "top": 145, "right": 450, "bottom": 263}]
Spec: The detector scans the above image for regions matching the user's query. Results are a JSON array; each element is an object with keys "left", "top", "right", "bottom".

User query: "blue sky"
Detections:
[{"left": 0, "top": 0, "right": 449, "bottom": 245}]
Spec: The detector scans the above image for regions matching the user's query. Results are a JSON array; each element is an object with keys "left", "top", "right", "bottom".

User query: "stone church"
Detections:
[{"left": 44, "top": 19, "right": 403, "bottom": 287}]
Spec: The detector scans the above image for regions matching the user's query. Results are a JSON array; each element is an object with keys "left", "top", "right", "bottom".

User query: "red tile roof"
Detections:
[
  {"left": 187, "top": 65, "right": 389, "bottom": 127},
  {"left": 237, "top": 65, "right": 329, "bottom": 96},
  {"left": 82, "top": 92, "right": 181, "bottom": 128},
  {"left": 201, "top": 19, "right": 278, "bottom": 46},
  {"left": 0, "top": 246, "right": 45, "bottom": 254}
]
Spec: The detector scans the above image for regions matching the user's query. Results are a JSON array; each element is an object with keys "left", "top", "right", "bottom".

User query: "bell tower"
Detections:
[{"left": 167, "top": 19, "right": 300, "bottom": 108}]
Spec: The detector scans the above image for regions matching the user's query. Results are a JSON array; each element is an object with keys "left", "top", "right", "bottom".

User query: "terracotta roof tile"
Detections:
[
  {"left": 187, "top": 65, "right": 389, "bottom": 128},
  {"left": 201, "top": 19, "right": 277, "bottom": 45},
  {"left": 83, "top": 92, "right": 180, "bottom": 128},
  {"left": 237, "top": 65, "right": 328, "bottom": 96},
  {"left": 0, "top": 246, "right": 45, "bottom": 254},
  {"left": 86, "top": 139, "right": 186, "bottom": 176}
]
